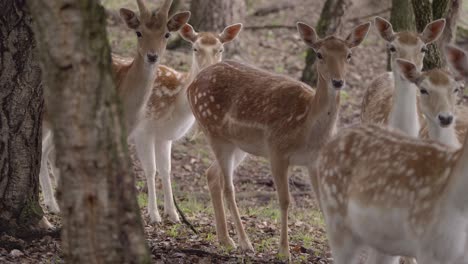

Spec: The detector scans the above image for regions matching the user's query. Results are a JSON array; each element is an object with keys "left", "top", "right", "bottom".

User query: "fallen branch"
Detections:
[
  {"left": 348, "top": 7, "right": 391, "bottom": 21},
  {"left": 173, "top": 195, "right": 198, "bottom": 235},
  {"left": 245, "top": 25, "right": 297, "bottom": 31},
  {"left": 253, "top": 3, "right": 294, "bottom": 17}
]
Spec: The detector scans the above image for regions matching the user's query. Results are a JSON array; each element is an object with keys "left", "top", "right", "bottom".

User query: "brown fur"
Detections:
[
  {"left": 198, "top": 32, "right": 218, "bottom": 45},
  {"left": 145, "top": 65, "right": 187, "bottom": 119},
  {"left": 396, "top": 32, "right": 419, "bottom": 45}
]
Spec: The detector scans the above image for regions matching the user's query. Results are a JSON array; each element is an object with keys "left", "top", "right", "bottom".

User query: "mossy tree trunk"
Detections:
[
  {"left": 0, "top": 0, "right": 45, "bottom": 236},
  {"left": 388, "top": 0, "right": 415, "bottom": 70},
  {"left": 411, "top": 0, "right": 454, "bottom": 70},
  {"left": 301, "top": 0, "right": 350, "bottom": 87},
  {"left": 28, "top": 0, "right": 150, "bottom": 263}
]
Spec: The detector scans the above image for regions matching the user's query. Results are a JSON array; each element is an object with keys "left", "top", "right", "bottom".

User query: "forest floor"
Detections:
[{"left": 2, "top": 0, "right": 468, "bottom": 263}]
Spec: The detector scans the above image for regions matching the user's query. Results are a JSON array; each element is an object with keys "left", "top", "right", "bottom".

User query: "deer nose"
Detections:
[
  {"left": 147, "top": 54, "right": 159, "bottom": 63},
  {"left": 332, "top": 79, "right": 344, "bottom": 89},
  {"left": 438, "top": 114, "right": 454, "bottom": 126}
]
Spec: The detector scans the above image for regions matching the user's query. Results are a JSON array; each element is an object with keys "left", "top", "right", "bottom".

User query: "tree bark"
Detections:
[
  {"left": 435, "top": 0, "right": 460, "bottom": 66},
  {"left": 411, "top": 0, "right": 444, "bottom": 70},
  {"left": 0, "top": 0, "right": 44, "bottom": 236},
  {"left": 28, "top": 1, "right": 149, "bottom": 263},
  {"left": 190, "top": 0, "right": 246, "bottom": 56},
  {"left": 301, "top": 0, "right": 351, "bottom": 86},
  {"left": 387, "top": 0, "right": 415, "bottom": 70}
]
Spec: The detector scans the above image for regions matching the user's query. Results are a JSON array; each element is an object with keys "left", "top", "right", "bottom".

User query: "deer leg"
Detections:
[
  {"left": 206, "top": 162, "right": 235, "bottom": 248},
  {"left": 210, "top": 140, "right": 253, "bottom": 252},
  {"left": 135, "top": 128, "right": 161, "bottom": 223},
  {"left": 154, "top": 140, "right": 179, "bottom": 223},
  {"left": 366, "top": 249, "right": 399, "bottom": 264},
  {"left": 40, "top": 131, "right": 60, "bottom": 213},
  {"left": 270, "top": 154, "right": 291, "bottom": 260}
]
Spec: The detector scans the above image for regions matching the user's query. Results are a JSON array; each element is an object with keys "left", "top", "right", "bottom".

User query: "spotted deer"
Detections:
[
  {"left": 39, "top": 0, "right": 190, "bottom": 214},
  {"left": 131, "top": 23, "right": 242, "bottom": 223},
  {"left": 396, "top": 56, "right": 465, "bottom": 149},
  {"left": 316, "top": 46, "right": 468, "bottom": 264},
  {"left": 361, "top": 17, "right": 445, "bottom": 137},
  {"left": 187, "top": 22, "right": 371, "bottom": 259}
]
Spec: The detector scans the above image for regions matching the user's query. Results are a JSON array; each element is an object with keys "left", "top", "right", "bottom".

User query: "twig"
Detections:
[
  {"left": 245, "top": 25, "right": 297, "bottom": 31},
  {"left": 253, "top": 3, "right": 294, "bottom": 17},
  {"left": 173, "top": 195, "right": 198, "bottom": 234},
  {"left": 348, "top": 7, "right": 391, "bottom": 21}
]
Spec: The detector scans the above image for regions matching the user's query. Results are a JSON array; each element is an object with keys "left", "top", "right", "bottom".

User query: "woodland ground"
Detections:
[{"left": 2, "top": 0, "right": 468, "bottom": 263}]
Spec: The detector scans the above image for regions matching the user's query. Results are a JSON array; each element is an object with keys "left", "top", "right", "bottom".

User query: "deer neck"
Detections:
[
  {"left": 427, "top": 119, "right": 460, "bottom": 149},
  {"left": 388, "top": 72, "right": 420, "bottom": 137},
  {"left": 121, "top": 53, "right": 157, "bottom": 131},
  {"left": 307, "top": 73, "right": 341, "bottom": 140},
  {"left": 177, "top": 55, "right": 203, "bottom": 113}
]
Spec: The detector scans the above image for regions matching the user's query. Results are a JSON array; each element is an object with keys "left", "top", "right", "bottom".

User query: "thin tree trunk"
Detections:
[
  {"left": 0, "top": 0, "right": 44, "bottom": 236},
  {"left": 190, "top": 0, "right": 246, "bottom": 56},
  {"left": 435, "top": 0, "right": 460, "bottom": 66},
  {"left": 388, "top": 0, "right": 415, "bottom": 70},
  {"left": 301, "top": 0, "right": 350, "bottom": 86},
  {"left": 412, "top": 0, "right": 443, "bottom": 70},
  {"left": 28, "top": 0, "right": 149, "bottom": 263}
]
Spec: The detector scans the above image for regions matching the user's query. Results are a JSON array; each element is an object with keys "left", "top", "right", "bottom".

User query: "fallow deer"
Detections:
[
  {"left": 396, "top": 58, "right": 464, "bottom": 149},
  {"left": 316, "top": 45, "right": 468, "bottom": 264},
  {"left": 361, "top": 17, "right": 445, "bottom": 137},
  {"left": 187, "top": 21, "right": 371, "bottom": 259},
  {"left": 131, "top": 23, "right": 242, "bottom": 223},
  {"left": 39, "top": 0, "right": 190, "bottom": 214}
]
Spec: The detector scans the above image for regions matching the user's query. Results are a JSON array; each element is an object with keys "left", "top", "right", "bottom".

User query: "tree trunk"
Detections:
[
  {"left": 301, "top": 0, "right": 350, "bottom": 86},
  {"left": 435, "top": 0, "right": 460, "bottom": 66},
  {"left": 411, "top": 0, "right": 443, "bottom": 70},
  {"left": 388, "top": 0, "right": 415, "bottom": 70},
  {"left": 190, "top": 0, "right": 246, "bottom": 56},
  {"left": 28, "top": 1, "right": 150, "bottom": 263},
  {"left": 0, "top": 0, "right": 44, "bottom": 236}
]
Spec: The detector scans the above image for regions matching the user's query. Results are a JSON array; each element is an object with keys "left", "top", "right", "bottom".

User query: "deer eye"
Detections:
[
  {"left": 454, "top": 88, "right": 460, "bottom": 93},
  {"left": 316, "top": 52, "right": 323, "bottom": 60},
  {"left": 218, "top": 48, "right": 224, "bottom": 53},
  {"left": 389, "top": 45, "right": 396, "bottom": 53},
  {"left": 421, "top": 46, "right": 428, "bottom": 53},
  {"left": 193, "top": 48, "right": 198, "bottom": 52},
  {"left": 136, "top": 31, "right": 142, "bottom": 38},
  {"left": 165, "top": 32, "right": 171, "bottom": 39},
  {"left": 420, "top": 88, "right": 429, "bottom": 95},
  {"left": 347, "top": 53, "right": 352, "bottom": 61}
]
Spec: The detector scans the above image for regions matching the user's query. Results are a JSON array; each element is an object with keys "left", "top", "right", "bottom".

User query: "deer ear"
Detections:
[
  {"left": 420, "top": 19, "right": 445, "bottom": 44},
  {"left": 396, "top": 59, "right": 422, "bottom": 84},
  {"left": 446, "top": 45, "right": 468, "bottom": 81},
  {"left": 167, "top": 11, "right": 191, "bottom": 32},
  {"left": 345, "top": 22, "right": 371, "bottom": 48},
  {"left": 120, "top": 8, "right": 140, "bottom": 29},
  {"left": 179, "top": 24, "right": 198, "bottom": 43},
  {"left": 374, "top": 16, "right": 395, "bottom": 42},
  {"left": 219, "top": 23, "right": 243, "bottom": 43},
  {"left": 297, "top": 22, "right": 321, "bottom": 51}
]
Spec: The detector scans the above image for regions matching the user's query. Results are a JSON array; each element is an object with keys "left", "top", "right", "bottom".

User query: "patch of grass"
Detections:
[
  {"left": 167, "top": 224, "right": 181, "bottom": 237},
  {"left": 340, "top": 90, "right": 350, "bottom": 101},
  {"left": 179, "top": 197, "right": 212, "bottom": 215},
  {"left": 246, "top": 203, "right": 280, "bottom": 222},
  {"left": 205, "top": 232, "right": 216, "bottom": 243},
  {"left": 256, "top": 237, "right": 274, "bottom": 253},
  {"left": 275, "top": 65, "right": 285, "bottom": 74},
  {"left": 137, "top": 192, "right": 148, "bottom": 208}
]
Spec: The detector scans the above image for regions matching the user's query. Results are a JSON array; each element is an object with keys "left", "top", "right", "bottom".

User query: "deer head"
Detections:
[
  {"left": 375, "top": 16, "right": 445, "bottom": 72},
  {"left": 396, "top": 46, "right": 467, "bottom": 129},
  {"left": 179, "top": 23, "right": 242, "bottom": 70},
  {"left": 297, "top": 22, "right": 371, "bottom": 91},
  {"left": 119, "top": 0, "right": 191, "bottom": 65}
]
